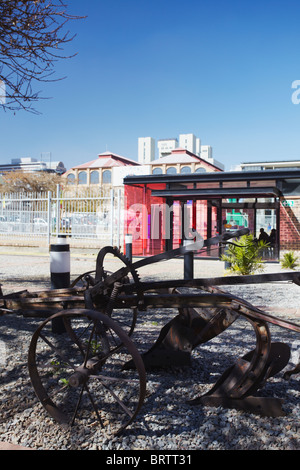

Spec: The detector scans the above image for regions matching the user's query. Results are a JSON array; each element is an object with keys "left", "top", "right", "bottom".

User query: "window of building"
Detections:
[
  {"left": 90, "top": 171, "right": 99, "bottom": 184},
  {"left": 153, "top": 167, "right": 163, "bottom": 175},
  {"left": 166, "top": 167, "right": 177, "bottom": 175},
  {"left": 67, "top": 173, "right": 75, "bottom": 185},
  {"left": 78, "top": 171, "right": 87, "bottom": 184},
  {"left": 242, "top": 166, "right": 263, "bottom": 172},
  {"left": 195, "top": 167, "right": 206, "bottom": 174},
  {"left": 180, "top": 166, "right": 191, "bottom": 174},
  {"left": 102, "top": 169, "right": 112, "bottom": 184}
]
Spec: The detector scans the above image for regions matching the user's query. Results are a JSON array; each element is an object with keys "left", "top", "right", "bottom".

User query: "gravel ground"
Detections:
[{"left": 1, "top": 250, "right": 300, "bottom": 451}]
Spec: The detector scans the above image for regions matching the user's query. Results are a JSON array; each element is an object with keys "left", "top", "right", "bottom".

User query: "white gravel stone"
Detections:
[{"left": 0, "top": 252, "right": 300, "bottom": 450}]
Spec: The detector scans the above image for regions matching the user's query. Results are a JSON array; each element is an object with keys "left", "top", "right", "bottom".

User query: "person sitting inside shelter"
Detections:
[
  {"left": 258, "top": 228, "right": 270, "bottom": 258},
  {"left": 258, "top": 228, "right": 269, "bottom": 243},
  {"left": 269, "top": 228, "right": 276, "bottom": 246},
  {"left": 269, "top": 228, "right": 276, "bottom": 257}
]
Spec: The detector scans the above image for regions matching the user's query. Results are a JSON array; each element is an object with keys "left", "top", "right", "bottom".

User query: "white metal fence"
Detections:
[{"left": 0, "top": 186, "right": 124, "bottom": 248}]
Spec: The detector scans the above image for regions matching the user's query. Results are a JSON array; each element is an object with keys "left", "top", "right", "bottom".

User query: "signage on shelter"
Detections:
[{"left": 281, "top": 200, "right": 294, "bottom": 207}]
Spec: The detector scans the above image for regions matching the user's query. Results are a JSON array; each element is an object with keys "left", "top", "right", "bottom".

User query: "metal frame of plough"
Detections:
[{"left": 1, "top": 227, "right": 300, "bottom": 434}]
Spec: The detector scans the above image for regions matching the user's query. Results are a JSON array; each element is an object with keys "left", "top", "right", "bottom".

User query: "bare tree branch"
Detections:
[
  {"left": 0, "top": 0, "right": 86, "bottom": 113},
  {"left": 0, "top": 170, "right": 62, "bottom": 192}
]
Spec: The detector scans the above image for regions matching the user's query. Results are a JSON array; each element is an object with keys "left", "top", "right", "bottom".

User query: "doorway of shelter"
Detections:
[
  {"left": 223, "top": 203, "right": 278, "bottom": 260},
  {"left": 255, "top": 208, "right": 278, "bottom": 259},
  {"left": 166, "top": 199, "right": 221, "bottom": 258}
]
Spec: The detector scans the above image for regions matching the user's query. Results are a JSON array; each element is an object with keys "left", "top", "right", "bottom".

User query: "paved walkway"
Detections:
[{"left": 0, "top": 244, "right": 283, "bottom": 279}]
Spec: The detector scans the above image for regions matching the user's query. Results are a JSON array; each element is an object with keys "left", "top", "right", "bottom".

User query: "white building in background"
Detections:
[
  {"left": 201, "top": 145, "right": 213, "bottom": 160},
  {"left": 0, "top": 157, "right": 66, "bottom": 175},
  {"left": 232, "top": 160, "right": 300, "bottom": 172},
  {"left": 157, "top": 138, "right": 179, "bottom": 158},
  {"left": 179, "top": 133, "right": 198, "bottom": 155},
  {"left": 138, "top": 137, "right": 155, "bottom": 164},
  {"left": 138, "top": 133, "right": 224, "bottom": 170}
]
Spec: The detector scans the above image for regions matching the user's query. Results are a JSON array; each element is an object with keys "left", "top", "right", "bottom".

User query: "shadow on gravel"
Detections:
[{"left": 0, "top": 299, "right": 300, "bottom": 450}]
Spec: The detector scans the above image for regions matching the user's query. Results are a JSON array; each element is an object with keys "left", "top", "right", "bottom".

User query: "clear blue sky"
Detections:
[{"left": 1, "top": 0, "right": 300, "bottom": 171}]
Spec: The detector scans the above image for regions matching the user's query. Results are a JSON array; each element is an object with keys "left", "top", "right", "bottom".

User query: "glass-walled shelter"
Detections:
[{"left": 123, "top": 169, "right": 300, "bottom": 260}]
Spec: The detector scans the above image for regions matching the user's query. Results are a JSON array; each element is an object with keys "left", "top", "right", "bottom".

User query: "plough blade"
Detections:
[{"left": 188, "top": 342, "right": 291, "bottom": 417}]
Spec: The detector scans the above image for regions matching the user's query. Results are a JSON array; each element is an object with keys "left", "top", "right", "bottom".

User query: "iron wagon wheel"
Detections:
[
  {"left": 70, "top": 270, "right": 97, "bottom": 288},
  {"left": 28, "top": 308, "right": 147, "bottom": 435},
  {"left": 92, "top": 246, "right": 142, "bottom": 337},
  {"left": 68, "top": 266, "right": 138, "bottom": 339}
]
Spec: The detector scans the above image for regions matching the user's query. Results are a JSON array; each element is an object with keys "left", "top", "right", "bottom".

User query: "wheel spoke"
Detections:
[
  {"left": 100, "top": 381, "right": 134, "bottom": 419},
  {"left": 39, "top": 332, "right": 76, "bottom": 371},
  {"left": 90, "top": 374, "right": 140, "bottom": 384},
  {"left": 83, "top": 323, "right": 97, "bottom": 367},
  {"left": 83, "top": 383, "right": 104, "bottom": 427},
  {"left": 71, "top": 385, "right": 85, "bottom": 426}
]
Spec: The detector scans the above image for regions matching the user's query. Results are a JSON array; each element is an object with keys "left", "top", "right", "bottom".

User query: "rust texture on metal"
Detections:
[{"left": 1, "top": 227, "right": 300, "bottom": 433}]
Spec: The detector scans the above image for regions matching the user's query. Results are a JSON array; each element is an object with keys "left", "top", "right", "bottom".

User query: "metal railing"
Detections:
[{"left": 0, "top": 186, "right": 124, "bottom": 247}]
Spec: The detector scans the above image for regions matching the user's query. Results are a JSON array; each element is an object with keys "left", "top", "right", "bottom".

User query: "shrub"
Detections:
[
  {"left": 280, "top": 251, "right": 299, "bottom": 270},
  {"left": 221, "top": 234, "right": 269, "bottom": 275}
]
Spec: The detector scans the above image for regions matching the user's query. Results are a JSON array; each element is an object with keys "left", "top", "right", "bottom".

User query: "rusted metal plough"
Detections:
[{"left": 1, "top": 228, "right": 300, "bottom": 434}]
